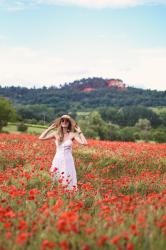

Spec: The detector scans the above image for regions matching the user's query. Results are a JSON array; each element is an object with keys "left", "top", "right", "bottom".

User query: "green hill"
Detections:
[
  {"left": 0, "top": 77, "right": 166, "bottom": 110},
  {"left": 1, "top": 77, "right": 166, "bottom": 141}
]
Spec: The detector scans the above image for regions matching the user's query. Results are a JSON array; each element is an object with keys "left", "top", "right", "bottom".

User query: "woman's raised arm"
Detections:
[
  {"left": 73, "top": 125, "right": 88, "bottom": 145},
  {"left": 38, "top": 124, "right": 56, "bottom": 140}
]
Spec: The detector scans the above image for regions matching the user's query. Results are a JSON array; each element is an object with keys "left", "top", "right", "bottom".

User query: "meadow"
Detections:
[
  {"left": 0, "top": 133, "right": 166, "bottom": 250},
  {"left": 2, "top": 123, "right": 47, "bottom": 135}
]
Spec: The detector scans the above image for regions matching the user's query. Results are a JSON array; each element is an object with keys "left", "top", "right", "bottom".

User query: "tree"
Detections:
[
  {"left": 119, "top": 127, "right": 136, "bottom": 142},
  {"left": 116, "top": 106, "right": 161, "bottom": 127},
  {"left": 159, "top": 111, "right": 166, "bottom": 126},
  {"left": 78, "top": 111, "right": 110, "bottom": 139},
  {"left": 98, "top": 107, "right": 119, "bottom": 123},
  {"left": 108, "top": 122, "right": 121, "bottom": 141},
  {"left": 0, "top": 97, "right": 17, "bottom": 131},
  {"left": 135, "top": 118, "right": 151, "bottom": 130},
  {"left": 15, "top": 104, "right": 55, "bottom": 123},
  {"left": 152, "top": 130, "right": 166, "bottom": 143},
  {"left": 134, "top": 118, "right": 152, "bottom": 142}
]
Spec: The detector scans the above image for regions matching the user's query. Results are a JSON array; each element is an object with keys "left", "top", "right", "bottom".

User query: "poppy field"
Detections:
[{"left": 0, "top": 133, "right": 166, "bottom": 250}]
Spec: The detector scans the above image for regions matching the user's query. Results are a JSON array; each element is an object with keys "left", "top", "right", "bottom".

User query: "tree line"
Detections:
[
  {"left": 0, "top": 96, "right": 166, "bottom": 143},
  {"left": 0, "top": 77, "right": 166, "bottom": 142},
  {"left": 0, "top": 77, "right": 166, "bottom": 109}
]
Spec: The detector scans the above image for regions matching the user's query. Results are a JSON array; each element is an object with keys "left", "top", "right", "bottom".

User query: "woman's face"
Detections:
[{"left": 61, "top": 118, "right": 70, "bottom": 128}]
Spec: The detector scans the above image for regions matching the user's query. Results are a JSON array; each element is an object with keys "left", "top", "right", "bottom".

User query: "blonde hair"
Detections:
[{"left": 57, "top": 119, "right": 72, "bottom": 144}]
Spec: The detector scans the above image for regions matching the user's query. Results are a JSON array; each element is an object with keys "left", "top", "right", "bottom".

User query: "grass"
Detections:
[
  {"left": 2, "top": 123, "right": 158, "bottom": 144},
  {"left": 2, "top": 123, "right": 46, "bottom": 134}
]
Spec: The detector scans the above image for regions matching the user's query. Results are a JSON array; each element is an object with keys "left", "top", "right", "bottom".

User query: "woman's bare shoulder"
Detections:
[
  {"left": 70, "top": 132, "right": 76, "bottom": 139},
  {"left": 54, "top": 131, "right": 58, "bottom": 139}
]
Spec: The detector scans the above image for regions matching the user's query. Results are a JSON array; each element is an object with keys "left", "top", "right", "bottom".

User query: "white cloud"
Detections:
[
  {"left": 88, "top": 47, "right": 166, "bottom": 90},
  {"left": 123, "top": 48, "right": 166, "bottom": 90},
  {"left": 43, "top": 0, "right": 166, "bottom": 8},
  {"left": 0, "top": 46, "right": 90, "bottom": 87},
  {"left": 1, "top": 0, "right": 166, "bottom": 11},
  {"left": 0, "top": 45, "right": 166, "bottom": 90},
  {"left": 0, "top": 0, "right": 37, "bottom": 11}
]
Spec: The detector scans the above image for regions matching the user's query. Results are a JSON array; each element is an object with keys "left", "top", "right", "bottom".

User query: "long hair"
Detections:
[{"left": 57, "top": 119, "right": 72, "bottom": 144}]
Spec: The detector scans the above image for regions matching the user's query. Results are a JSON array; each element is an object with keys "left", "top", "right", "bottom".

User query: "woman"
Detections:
[{"left": 38, "top": 114, "right": 88, "bottom": 191}]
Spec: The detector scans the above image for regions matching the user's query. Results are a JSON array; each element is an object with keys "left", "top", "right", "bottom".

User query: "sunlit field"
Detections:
[
  {"left": 0, "top": 133, "right": 166, "bottom": 250},
  {"left": 2, "top": 123, "right": 47, "bottom": 134}
]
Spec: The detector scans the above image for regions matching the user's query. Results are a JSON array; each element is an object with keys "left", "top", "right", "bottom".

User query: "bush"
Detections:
[
  {"left": 17, "top": 123, "right": 28, "bottom": 132},
  {"left": 0, "top": 97, "right": 17, "bottom": 131},
  {"left": 119, "top": 127, "right": 136, "bottom": 142},
  {"left": 134, "top": 132, "right": 140, "bottom": 140},
  {"left": 152, "top": 130, "right": 166, "bottom": 143},
  {"left": 78, "top": 111, "right": 110, "bottom": 139},
  {"left": 109, "top": 123, "right": 121, "bottom": 141},
  {"left": 109, "top": 130, "right": 121, "bottom": 141},
  {"left": 139, "top": 130, "right": 152, "bottom": 142}
]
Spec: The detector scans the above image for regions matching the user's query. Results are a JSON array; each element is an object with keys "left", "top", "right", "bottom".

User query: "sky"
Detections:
[{"left": 0, "top": 0, "right": 166, "bottom": 90}]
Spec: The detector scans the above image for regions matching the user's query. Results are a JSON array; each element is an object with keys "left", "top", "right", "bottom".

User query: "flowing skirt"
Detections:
[{"left": 49, "top": 151, "right": 77, "bottom": 191}]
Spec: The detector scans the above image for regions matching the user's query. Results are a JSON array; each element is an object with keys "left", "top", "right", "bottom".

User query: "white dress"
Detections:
[{"left": 49, "top": 138, "right": 78, "bottom": 191}]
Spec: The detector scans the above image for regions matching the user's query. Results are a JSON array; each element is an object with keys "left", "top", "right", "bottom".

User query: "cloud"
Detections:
[
  {"left": 1, "top": 0, "right": 166, "bottom": 11},
  {"left": 0, "top": 0, "right": 36, "bottom": 11},
  {"left": 42, "top": 0, "right": 166, "bottom": 8},
  {"left": 0, "top": 46, "right": 90, "bottom": 87},
  {"left": 89, "top": 47, "right": 166, "bottom": 90},
  {"left": 123, "top": 48, "right": 166, "bottom": 90},
  {"left": 0, "top": 45, "right": 166, "bottom": 90}
]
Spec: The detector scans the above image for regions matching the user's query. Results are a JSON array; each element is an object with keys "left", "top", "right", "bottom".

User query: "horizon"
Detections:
[
  {"left": 0, "top": 76, "right": 165, "bottom": 92},
  {"left": 0, "top": 1, "right": 166, "bottom": 91}
]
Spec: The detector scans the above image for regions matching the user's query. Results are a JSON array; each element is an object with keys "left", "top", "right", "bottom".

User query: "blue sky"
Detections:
[{"left": 0, "top": 0, "right": 166, "bottom": 90}]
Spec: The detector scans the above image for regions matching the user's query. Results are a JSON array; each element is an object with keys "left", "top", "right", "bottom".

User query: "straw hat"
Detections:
[{"left": 52, "top": 114, "right": 77, "bottom": 130}]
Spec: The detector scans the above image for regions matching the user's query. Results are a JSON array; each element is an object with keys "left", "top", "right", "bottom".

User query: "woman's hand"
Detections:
[
  {"left": 39, "top": 123, "right": 56, "bottom": 140},
  {"left": 73, "top": 124, "right": 88, "bottom": 145},
  {"left": 48, "top": 123, "right": 56, "bottom": 130},
  {"left": 74, "top": 124, "right": 82, "bottom": 133}
]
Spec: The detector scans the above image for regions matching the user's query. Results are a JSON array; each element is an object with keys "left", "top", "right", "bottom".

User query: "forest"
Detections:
[{"left": 0, "top": 77, "right": 166, "bottom": 142}]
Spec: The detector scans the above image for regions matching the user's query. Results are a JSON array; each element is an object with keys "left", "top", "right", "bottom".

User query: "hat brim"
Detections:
[{"left": 52, "top": 115, "right": 77, "bottom": 130}]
